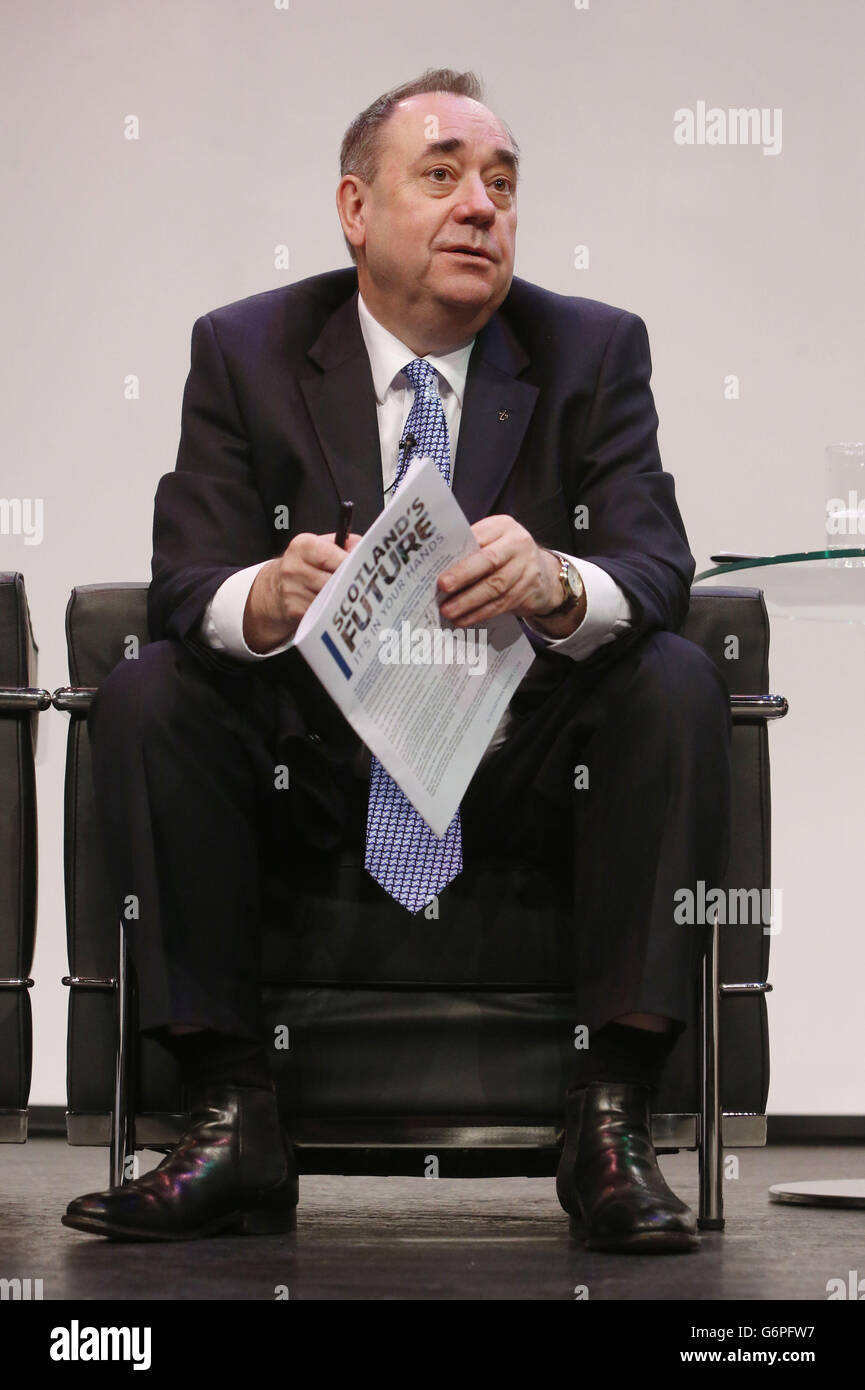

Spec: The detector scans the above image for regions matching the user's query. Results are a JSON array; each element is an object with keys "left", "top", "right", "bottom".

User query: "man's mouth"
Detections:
[{"left": 441, "top": 246, "right": 494, "bottom": 262}]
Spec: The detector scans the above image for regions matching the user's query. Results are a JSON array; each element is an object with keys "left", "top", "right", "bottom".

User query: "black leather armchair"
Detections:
[
  {"left": 0, "top": 573, "right": 51, "bottom": 1142},
  {"left": 54, "top": 582, "right": 787, "bottom": 1224}
]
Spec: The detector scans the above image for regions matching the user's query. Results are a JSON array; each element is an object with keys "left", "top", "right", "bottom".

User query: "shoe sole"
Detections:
[
  {"left": 61, "top": 1206, "right": 297, "bottom": 1242},
  {"left": 568, "top": 1213, "right": 699, "bottom": 1252}
]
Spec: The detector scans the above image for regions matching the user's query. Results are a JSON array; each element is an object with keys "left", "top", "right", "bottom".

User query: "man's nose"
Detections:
[{"left": 453, "top": 173, "right": 497, "bottom": 222}]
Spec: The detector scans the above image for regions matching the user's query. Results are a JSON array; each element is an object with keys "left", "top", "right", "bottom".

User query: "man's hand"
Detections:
[
  {"left": 242, "top": 531, "right": 362, "bottom": 654},
  {"left": 437, "top": 515, "right": 587, "bottom": 638}
]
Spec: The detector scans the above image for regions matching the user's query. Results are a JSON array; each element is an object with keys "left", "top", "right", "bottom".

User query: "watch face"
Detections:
[{"left": 565, "top": 564, "right": 582, "bottom": 600}]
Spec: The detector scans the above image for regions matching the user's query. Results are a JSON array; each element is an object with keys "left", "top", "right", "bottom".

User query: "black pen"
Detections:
[{"left": 335, "top": 500, "right": 354, "bottom": 550}]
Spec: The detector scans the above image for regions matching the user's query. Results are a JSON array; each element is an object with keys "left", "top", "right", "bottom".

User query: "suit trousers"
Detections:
[{"left": 86, "top": 628, "right": 732, "bottom": 1046}]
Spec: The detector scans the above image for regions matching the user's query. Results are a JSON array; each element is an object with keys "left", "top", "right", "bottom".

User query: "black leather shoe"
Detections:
[
  {"left": 556, "top": 1081, "right": 699, "bottom": 1253},
  {"left": 61, "top": 1084, "right": 298, "bottom": 1241}
]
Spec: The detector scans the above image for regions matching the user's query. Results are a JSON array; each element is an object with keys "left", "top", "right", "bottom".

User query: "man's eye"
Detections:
[
  {"left": 491, "top": 177, "right": 512, "bottom": 194},
  {"left": 428, "top": 167, "right": 450, "bottom": 182}
]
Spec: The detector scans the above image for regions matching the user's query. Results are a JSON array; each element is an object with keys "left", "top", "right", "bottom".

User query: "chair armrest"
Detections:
[
  {"left": 683, "top": 586, "right": 770, "bottom": 695},
  {"left": 65, "top": 582, "right": 150, "bottom": 688}
]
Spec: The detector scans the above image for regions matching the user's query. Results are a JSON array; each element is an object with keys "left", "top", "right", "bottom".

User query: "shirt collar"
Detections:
[{"left": 357, "top": 291, "right": 475, "bottom": 407}]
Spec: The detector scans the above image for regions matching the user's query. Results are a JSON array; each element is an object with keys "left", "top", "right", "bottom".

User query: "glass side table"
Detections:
[{"left": 696, "top": 547, "right": 865, "bottom": 1208}]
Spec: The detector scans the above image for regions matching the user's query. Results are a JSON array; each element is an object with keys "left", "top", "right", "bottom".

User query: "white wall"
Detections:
[{"left": 3, "top": 0, "right": 863, "bottom": 1112}]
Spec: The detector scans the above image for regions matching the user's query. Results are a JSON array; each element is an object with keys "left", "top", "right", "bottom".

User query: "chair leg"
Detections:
[
  {"left": 109, "top": 920, "right": 137, "bottom": 1188},
  {"left": 698, "top": 912, "right": 724, "bottom": 1229}
]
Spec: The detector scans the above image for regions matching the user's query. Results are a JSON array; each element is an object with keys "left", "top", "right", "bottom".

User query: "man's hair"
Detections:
[{"left": 338, "top": 68, "right": 518, "bottom": 264}]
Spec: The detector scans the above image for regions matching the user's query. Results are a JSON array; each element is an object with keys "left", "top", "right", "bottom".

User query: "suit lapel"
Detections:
[
  {"left": 452, "top": 311, "right": 539, "bottom": 524},
  {"left": 300, "top": 286, "right": 539, "bottom": 531},
  {"left": 300, "top": 291, "right": 385, "bottom": 534}
]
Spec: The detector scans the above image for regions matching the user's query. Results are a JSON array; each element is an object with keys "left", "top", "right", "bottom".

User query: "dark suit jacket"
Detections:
[{"left": 148, "top": 267, "right": 695, "bottom": 842}]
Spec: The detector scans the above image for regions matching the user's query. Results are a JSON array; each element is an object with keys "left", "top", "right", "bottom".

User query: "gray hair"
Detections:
[{"left": 338, "top": 69, "right": 518, "bottom": 263}]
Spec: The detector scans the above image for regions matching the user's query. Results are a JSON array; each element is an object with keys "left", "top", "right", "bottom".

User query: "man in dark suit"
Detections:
[{"left": 64, "top": 69, "right": 731, "bottom": 1252}]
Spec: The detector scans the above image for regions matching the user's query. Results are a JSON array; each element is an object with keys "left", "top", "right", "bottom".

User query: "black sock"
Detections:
[
  {"left": 568, "top": 1021, "right": 679, "bottom": 1094},
  {"left": 153, "top": 1027, "right": 272, "bottom": 1092}
]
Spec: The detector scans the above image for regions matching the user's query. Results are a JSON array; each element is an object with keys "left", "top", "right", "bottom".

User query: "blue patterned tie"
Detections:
[{"left": 364, "top": 357, "right": 463, "bottom": 913}]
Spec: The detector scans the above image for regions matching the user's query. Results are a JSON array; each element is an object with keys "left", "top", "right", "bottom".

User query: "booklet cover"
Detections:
[{"left": 291, "top": 457, "right": 534, "bottom": 835}]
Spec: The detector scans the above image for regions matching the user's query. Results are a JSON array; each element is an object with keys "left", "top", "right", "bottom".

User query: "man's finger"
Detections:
[
  {"left": 439, "top": 532, "right": 526, "bottom": 596},
  {"left": 299, "top": 534, "right": 353, "bottom": 572},
  {"left": 438, "top": 515, "right": 531, "bottom": 594},
  {"left": 438, "top": 556, "right": 527, "bottom": 621},
  {"left": 438, "top": 547, "right": 501, "bottom": 598}
]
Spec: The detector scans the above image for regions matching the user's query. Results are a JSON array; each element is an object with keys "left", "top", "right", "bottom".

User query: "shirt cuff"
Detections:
[
  {"left": 522, "top": 555, "right": 633, "bottom": 661},
  {"left": 199, "top": 561, "right": 294, "bottom": 660}
]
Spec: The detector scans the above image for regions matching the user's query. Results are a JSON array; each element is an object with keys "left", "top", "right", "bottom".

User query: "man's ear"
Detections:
[{"left": 336, "top": 174, "right": 367, "bottom": 258}]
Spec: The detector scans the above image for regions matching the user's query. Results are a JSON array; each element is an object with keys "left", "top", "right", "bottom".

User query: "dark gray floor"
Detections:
[{"left": 1, "top": 1139, "right": 863, "bottom": 1300}]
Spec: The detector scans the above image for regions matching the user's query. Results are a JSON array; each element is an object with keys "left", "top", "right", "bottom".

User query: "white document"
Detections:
[{"left": 291, "top": 457, "right": 535, "bottom": 835}]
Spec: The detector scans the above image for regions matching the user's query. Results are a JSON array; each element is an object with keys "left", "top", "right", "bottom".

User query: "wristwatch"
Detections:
[{"left": 537, "top": 550, "right": 584, "bottom": 617}]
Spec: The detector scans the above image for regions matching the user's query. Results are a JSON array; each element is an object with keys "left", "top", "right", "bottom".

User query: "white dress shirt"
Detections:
[{"left": 198, "top": 292, "right": 633, "bottom": 753}]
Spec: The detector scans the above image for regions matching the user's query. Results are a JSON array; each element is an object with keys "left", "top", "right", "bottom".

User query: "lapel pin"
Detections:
[{"left": 498, "top": 409, "right": 509, "bottom": 422}]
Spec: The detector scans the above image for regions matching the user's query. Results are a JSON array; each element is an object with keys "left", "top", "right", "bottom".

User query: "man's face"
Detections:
[{"left": 351, "top": 92, "right": 518, "bottom": 328}]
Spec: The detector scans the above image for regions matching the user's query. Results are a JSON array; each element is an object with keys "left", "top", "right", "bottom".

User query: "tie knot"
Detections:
[{"left": 401, "top": 357, "right": 438, "bottom": 395}]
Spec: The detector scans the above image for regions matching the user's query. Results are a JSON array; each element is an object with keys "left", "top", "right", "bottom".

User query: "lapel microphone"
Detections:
[{"left": 399, "top": 433, "right": 417, "bottom": 454}]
